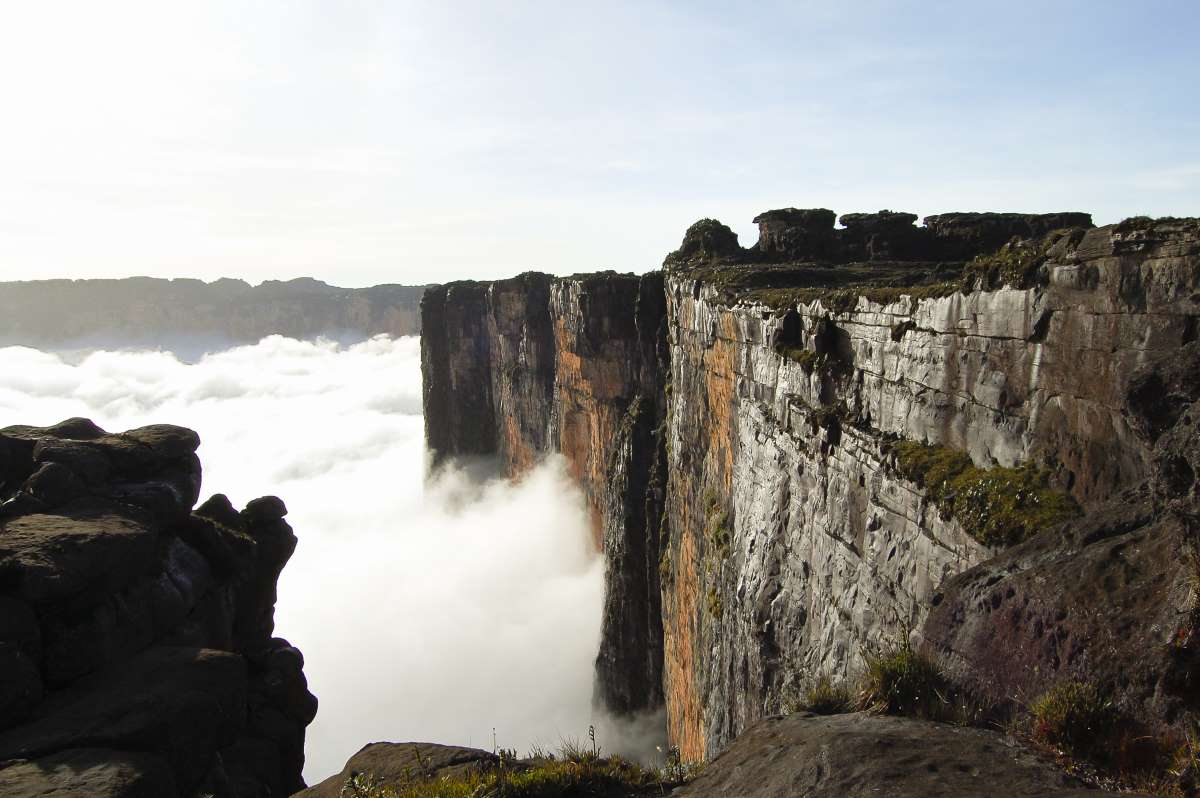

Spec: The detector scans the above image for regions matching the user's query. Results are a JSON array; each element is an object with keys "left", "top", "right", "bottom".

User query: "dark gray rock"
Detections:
[
  {"left": 0, "top": 747, "right": 178, "bottom": 798},
  {"left": 0, "top": 506, "right": 159, "bottom": 606},
  {"left": 0, "top": 646, "right": 246, "bottom": 793}
]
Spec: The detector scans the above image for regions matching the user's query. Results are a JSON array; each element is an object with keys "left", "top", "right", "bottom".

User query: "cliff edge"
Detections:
[{"left": 420, "top": 208, "right": 1200, "bottom": 788}]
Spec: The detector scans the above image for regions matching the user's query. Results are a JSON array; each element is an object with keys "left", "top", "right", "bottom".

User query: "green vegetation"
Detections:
[
  {"left": 788, "top": 675, "right": 854, "bottom": 715},
  {"left": 702, "top": 488, "right": 731, "bottom": 556},
  {"left": 706, "top": 585, "right": 724, "bottom": 619},
  {"left": 857, "top": 632, "right": 951, "bottom": 721},
  {"left": 658, "top": 550, "right": 672, "bottom": 585},
  {"left": 961, "top": 240, "right": 1045, "bottom": 291},
  {"left": 1029, "top": 681, "right": 1118, "bottom": 761},
  {"left": 341, "top": 743, "right": 690, "bottom": 798},
  {"left": 884, "top": 439, "right": 1080, "bottom": 546}
]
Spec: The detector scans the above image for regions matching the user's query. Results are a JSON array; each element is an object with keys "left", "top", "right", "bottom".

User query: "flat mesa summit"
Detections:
[{"left": 2, "top": 207, "right": 1198, "bottom": 797}]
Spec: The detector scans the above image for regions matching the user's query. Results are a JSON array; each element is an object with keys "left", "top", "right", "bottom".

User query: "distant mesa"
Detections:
[{"left": 0, "top": 276, "right": 430, "bottom": 353}]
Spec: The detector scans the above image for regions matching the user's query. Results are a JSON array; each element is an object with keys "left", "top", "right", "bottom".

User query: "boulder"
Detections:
[
  {"left": 297, "top": 742, "right": 499, "bottom": 798},
  {"left": 666, "top": 218, "right": 744, "bottom": 265},
  {"left": 671, "top": 712, "right": 1145, "bottom": 798}
]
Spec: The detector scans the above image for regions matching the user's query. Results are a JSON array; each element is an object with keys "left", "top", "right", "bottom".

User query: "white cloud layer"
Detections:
[{"left": 0, "top": 335, "right": 623, "bottom": 783}]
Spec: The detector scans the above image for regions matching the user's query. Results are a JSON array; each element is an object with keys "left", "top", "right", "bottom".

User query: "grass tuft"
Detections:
[
  {"left": 1029, "top": 680, "right": 1118, "bottom": 761},
  {"left": 858, "top": 633, "right": 951, "bottom": 721}
]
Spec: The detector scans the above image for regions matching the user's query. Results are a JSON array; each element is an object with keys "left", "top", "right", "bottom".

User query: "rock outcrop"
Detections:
[
  {"left": 0, "top": 277, "right": 426, "bottom": 352},
  {"left": 0, "top": 419, "right": 315, "bottom": 797},
  {"left": 297, "top": 742, "right": 499, "bottom": 798},
  {"left": 421, "top": 209, "right": 1200, "bottom": 774},
  {"left": 671, "top": 711, "right": 1149, "bottom": 798}
]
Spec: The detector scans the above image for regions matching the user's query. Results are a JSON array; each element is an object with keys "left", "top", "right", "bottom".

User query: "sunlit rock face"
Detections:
[
  {"left": 0, "top": 277, "right": 426, "bottom": 352},
  {"left": 0, "top": 419, "right": 315, "bottom": 797},
  {"left": 423, "top": 213, "right": 1200, "bottom": 763}
]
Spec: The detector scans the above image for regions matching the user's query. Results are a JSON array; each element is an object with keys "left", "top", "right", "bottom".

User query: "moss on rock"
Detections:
[{"left": 884, "top": 439, "right": 1080, "bottom": 546}]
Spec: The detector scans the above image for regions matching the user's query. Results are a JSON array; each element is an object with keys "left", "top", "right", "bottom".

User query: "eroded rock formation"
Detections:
[
  {"left": 0, "top": 277, "right": 426, "bottom": 351},
  {"left": 422, "top": 209, "right": 1200, "bottom": 774},
  {"left": 0, "top": 419, "right": 315, "bottom": 797}
]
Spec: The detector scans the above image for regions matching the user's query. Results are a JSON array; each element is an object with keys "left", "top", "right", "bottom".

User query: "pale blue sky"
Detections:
[{"left": 1, "top": 1, "right": 1196, "bottom": 286}]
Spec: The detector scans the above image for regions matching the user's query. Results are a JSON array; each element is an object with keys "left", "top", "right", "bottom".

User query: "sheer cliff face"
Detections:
[
  {"left": 0, "top": 277, "right": 426, "bottom": 349},
  {"left": 660, "top": 219, "right": 1199, "bottom": 758},
  {"left": 421, "top": 213, "right": 1200, "bottom": 763},
  {"left": 0, "top": 419, "right": 315, "bottom": 797},
  {"left": 422, "top": 271, "right": 667, "bottom": 715}
]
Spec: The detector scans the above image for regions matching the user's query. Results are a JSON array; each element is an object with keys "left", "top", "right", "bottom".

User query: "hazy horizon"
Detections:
[{"left": 2, "top": 1, "right": 1197, "bottom": 288}]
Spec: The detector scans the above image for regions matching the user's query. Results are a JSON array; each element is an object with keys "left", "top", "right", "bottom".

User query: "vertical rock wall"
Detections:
[
  {"left": 421, "top": 272, "right": 668, "bottom": 717},
  {"left": 421, "top": 214, "right": 1200, "bottom": 764}
]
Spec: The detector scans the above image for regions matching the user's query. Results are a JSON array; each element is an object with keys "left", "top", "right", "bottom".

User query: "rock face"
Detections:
[
  {"left": 422, "top": 271, "right": 668, "bottom": 717},
  {"left": 921, "top": 340, "right": 1200, "bottom": 736},
  {"left": 0, "top": 419, "right": 315, "bottom": 797},
  {"left": 671, "top": 711, "right": 1148, "bottom": 798},
  {"left": 0, "top": 277, "right": 426, "bottom": 351},
  {"left": 422, "top": 211, "right": 1200, "bottom": 766}
]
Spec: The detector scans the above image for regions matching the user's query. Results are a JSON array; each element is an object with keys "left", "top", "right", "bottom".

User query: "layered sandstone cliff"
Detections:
[
  {"left": 421, "top": 210, "right": 1200, "bottom": 768},
  {"left": 0, "top": 277, "right": 425, "bottom": 351},
  {"left": 0, "top": 419, "right": 315, "bottom": 797}
]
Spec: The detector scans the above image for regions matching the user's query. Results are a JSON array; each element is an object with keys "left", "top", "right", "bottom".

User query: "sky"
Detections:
[
  {"left": 0, "top": 335, "right": 661, "bottom": 782},
  {"left": 1, "top": 0, "right": 1197, "bottom": 286}
]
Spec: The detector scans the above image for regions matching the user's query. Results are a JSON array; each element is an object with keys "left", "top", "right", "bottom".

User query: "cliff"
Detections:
[
  {"left": 423, "top": 271, "right": 668, "bottom": 715},
  {"left": 0, "top": 419, "right": 315, "bottom": 797},
  {"left": 421, "top": 208, "right": 1200, "bottom": 776},
  {"left": 0, "top": 277, "right": 426, "bottom": 351}
]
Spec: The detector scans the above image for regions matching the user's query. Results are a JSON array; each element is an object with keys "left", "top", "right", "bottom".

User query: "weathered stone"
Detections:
[
  {"left": 671, "top": 712, "right": 1145, "bottom": 798},
  {"left": 0, "top": 420, "right": 312, "bottom": 794},
  {"left": 0, "top": 646, "right": 247, "bottom": 793},
  {"left": 297, "top": 742, "right": 499, "bottom": 798},
  {"left": 0, "top": 506, "right": 160, "bottom": 606},
  {"left": 667, "top": 219, "right": 745, "bottom": 265},
  {"left": 0, "top": 748, "right": 178, "bottom": 798}
]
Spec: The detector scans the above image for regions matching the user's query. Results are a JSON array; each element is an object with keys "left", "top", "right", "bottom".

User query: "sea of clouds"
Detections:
[{"left": 0, "top": 334, "right": 653, "bottom": 783}]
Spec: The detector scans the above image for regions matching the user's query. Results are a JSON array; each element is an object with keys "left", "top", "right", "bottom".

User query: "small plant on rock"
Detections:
[
  {"left": 790, "top": 674, "right": 853, "bottom": 715},
  {"left": 1029, "top": 680, "right": 1118, "bottom": 760},
  {"left": 858, "top": 632, "right": 951, "bottom": 720}
]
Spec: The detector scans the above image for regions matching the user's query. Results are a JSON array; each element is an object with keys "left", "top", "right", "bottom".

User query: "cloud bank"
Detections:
[{"left": 0, "top": 335, "right": 624, "bottom": 782}]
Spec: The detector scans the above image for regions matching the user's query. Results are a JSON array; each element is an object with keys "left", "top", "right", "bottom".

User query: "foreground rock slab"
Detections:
[{"left": 671, "top": 712, "right": 1145, "bottom": 798}]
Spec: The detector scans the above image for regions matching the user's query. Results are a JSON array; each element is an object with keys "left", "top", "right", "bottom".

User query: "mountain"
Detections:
[
  {"left": 416, "top": 208, "right": 1200, "bottom": 793},
  {"left": 0, "top": 277, "right": 426, "bottom": 353}
]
